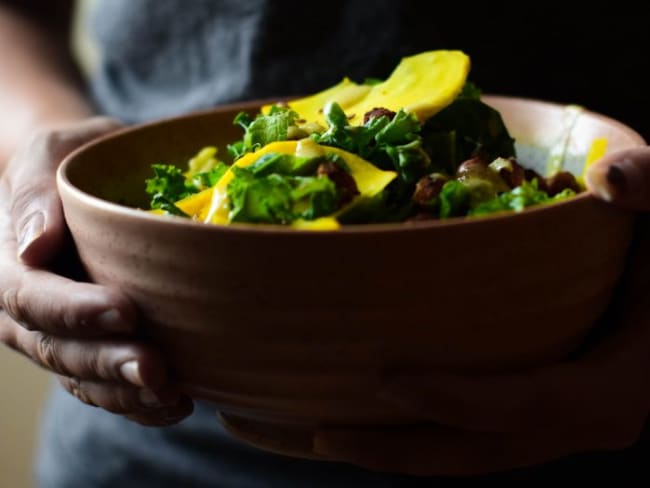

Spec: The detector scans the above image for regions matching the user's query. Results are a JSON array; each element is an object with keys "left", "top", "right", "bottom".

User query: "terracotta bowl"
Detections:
[{"left": 57, "top": 96, "right": 645, "bottom": 457}]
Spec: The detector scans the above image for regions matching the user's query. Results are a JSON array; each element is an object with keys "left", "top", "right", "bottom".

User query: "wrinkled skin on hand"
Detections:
[
  {"left": 0, "top": 118, "right": 193, "bottom": 426},
  {"left": 313, "top": 148, "right": 650, "bottom": 476}
]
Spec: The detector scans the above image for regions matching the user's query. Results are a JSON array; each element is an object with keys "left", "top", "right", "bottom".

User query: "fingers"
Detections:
[
  {"left": 372, "top": 235, "right": 650, "bottom": 439},
  {"left": 0, "top": 265, "right": 136, "bottom": 336},
  {"left": 58, "top": 376, "right": 194, "bottom": 426},
  {"left": 585, "top": 146, "right": 650, "bottom": 210},
  {"left": 1, "top": 310, "right": 192, "bottom": 425},
  {"left": 2, "top": 311, "right": 163, "bottom": 387},
  {"left": 375, "top": 367, "right": 596, "bottom": 434},
  {"left": 0, "top": 203, "right": 136, "bottom": 336},
  {"left": 123, "top": 397, "right": 194, "bottom": 427},
  {"left": 313, "top": 424, "right": 607, "bottom": 477},
  {"left": 4, "top": 117, "right": 121, "bottom": 265},
  {"left": 373, "top": 295, "right": 650, "bottom": 437},
  {"left": 376, "top": 344, "right": 648, "bottom": 442}
]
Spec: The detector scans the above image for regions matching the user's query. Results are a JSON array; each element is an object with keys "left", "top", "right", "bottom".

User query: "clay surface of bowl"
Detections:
[{"left": 57, "top": 96, "right": 645, "bottom": 457}]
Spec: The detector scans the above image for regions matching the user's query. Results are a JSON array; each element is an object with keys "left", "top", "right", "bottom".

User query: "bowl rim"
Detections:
[{"left": 57, "top": 95, "right": 647, "bottom": 236}]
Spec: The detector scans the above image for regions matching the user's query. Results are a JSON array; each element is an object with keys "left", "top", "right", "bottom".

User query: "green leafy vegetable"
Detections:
[
  {"left": 313, "top": 102, "right": 431, "bottom": 184},
  {"left": 459, "top": 81, "right": 482, "bottom": 100},
  {"left": 190, "top": 164, "right": 229, "bottom": 191},
  {"left": 227, "top": 106, "right": 299, "bottom": 160},
  {"left": 438, "top": 180, "right": 471, "bottom": 218},
  {"left": 422, "top": 98, "right": 515, "bottom": 174},
  {"left": 145, "top": 159, "right": 228, "bottom": 215},
  {"left": 145, "top": 164, "right": 195, "bottom": 209},
  {"left": 227, "top": 166, "right": 339, "bottom": 224},
  {"left": 228, "top": 169, "right": 294, "bottom": 224},
  {"left": 363, "top": 77, "right": 384, "bottom": 86},
  {"left": 338, "top": 179, "right": 414, "bottom": 225},
  {"left": 290, "top": 176, "right": 338, "bottom": 220},
  {"left": 469, "top": 180, "right": 575, "bottom": 216}
]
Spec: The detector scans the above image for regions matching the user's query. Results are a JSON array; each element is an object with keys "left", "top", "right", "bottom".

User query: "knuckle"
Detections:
[
  {"left": 2, "top": 286, "right": 34, "bottom": 330},
  {"left": 31, "top": 129, "right": 65, "bottom": 159},
  {"left": 78, "top": 350, "right": 104, "bottom": 379},
  {"left": 59, "top": 376, "right": 97, "bottom": 408},
  {"left": 2, "top": 274, "right": 76, "bottom": 335},
  {"left": 0, "top": 315, "right": 17, "bottom": 350},
  {"left": 34, "top": 333, "right": 66, "bottom": 374}
]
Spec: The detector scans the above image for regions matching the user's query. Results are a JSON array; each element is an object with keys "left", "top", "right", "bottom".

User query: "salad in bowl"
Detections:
[{"left": 145, "top": 50, "right": 592, "bottom": 230}]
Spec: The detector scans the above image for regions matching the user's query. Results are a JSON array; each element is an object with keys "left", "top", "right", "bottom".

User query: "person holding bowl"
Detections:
[{"left": 0, "top": 0, "right": 648, "bottom": 485}]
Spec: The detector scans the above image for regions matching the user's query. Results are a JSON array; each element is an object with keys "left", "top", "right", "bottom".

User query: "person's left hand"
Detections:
[{"left": 313, "top": 147, "right": 650, "bottom": 477}]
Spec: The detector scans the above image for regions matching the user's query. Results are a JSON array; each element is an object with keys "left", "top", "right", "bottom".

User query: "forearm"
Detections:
[{"left": 0, "top": 3, "right": 92, "bottom": 168}]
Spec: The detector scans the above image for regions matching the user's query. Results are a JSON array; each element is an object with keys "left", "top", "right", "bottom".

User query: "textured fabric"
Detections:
[
  {"left": 84, "top": 0, "right": 650, "bottom": 139},
  {"left": 36, "top": 1, "right": 650, "bottom": 486},
  {"left": 36, "top": 383, "right": 401, "bottom": 488},
  {"left": 87, "top": 0, "right": 411, "bottom": 124}
]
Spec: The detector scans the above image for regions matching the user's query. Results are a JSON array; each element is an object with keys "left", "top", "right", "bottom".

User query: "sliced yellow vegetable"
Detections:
[
  {"left": 174, "top": 187, "right": 214, "bottom": 217},
  {"left": 282, "top": 78, "right": 371, "bottom": 124},
  {"left": 579, "top": 137, "right": 608, "bottom": 186},
  {"left": 199, "top": 140, "right": 397, "bottom": 225},
  {"left": 262, "top": 50, "right": 470, "bottom": 125},
  {"left": 186, "top": 146, "right": 220, "bottom": 176},
  {"left": 291, "top": 217, "right": 340, "bottom": 231}
]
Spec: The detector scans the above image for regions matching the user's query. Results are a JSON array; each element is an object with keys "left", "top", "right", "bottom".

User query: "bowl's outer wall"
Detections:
[{"left": 59, "top": 97, "right": 641, "bottom": 424}]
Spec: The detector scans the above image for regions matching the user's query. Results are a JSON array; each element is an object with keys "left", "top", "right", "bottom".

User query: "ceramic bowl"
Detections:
[{"left": 57, "top": 96, "right": 645, "bottom": 457}]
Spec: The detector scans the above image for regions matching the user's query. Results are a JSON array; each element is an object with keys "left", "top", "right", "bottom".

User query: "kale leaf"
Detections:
[
  {"left": 313, "top": 102, "right": 431, "bottom": 184},
  {"left": 421, "top": 98, "right": 516, "bottom": 175},
  {"left": 145, "top": 160, "right": 228, "bottom": 216},
  {"left": 228, "top": 169, "right": 295, "bottom": 224},
  {"left": 226, "top": 155, "right": 340, "bottom": 224},
  {"left": 459, "top": 81, "right": 482, "bottom": 100},
  {"left": 227, "top": 106, "right": 299, "bottom": 160},
  {"left": 469, "top": 180, "right": 575, "bottom": 216},
  {"left": 145, "top": 164, "right": 195, "bottom": 208},
  {"left": 438, "top": 180, "right": 471, "bottom": 218}
]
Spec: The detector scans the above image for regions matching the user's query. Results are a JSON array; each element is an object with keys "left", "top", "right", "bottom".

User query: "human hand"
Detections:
[
  {"left": 0, "top": 118, "right": 193, "bottom": 426},
  {"left": 313, "top": 147, "right": 650, "bottom": 476}
]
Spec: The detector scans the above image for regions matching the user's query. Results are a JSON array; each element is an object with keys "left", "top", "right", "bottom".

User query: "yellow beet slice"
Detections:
[
  {"left": 291, "top": 217, "right": 340, "bottom": 231},
  {"left": 263, "top": 50, "right": 470, "bottom": 125},
  {"left": 174, "top": 187, "right": 214, "bottom": 217},
  {"left": 579, "top": 137, "right": 608, "bottom": 186}
]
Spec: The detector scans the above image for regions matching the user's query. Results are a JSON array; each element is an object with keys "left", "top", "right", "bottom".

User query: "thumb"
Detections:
[
  {"left": 8, "top": 117, "right": 122, "bottom": 265},
  {"left": 585, "top": 146, "right": 650, "bottom": 211}
]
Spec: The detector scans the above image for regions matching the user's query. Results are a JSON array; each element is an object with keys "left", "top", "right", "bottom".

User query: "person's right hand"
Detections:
[{"left": 0, "top": 118, "right": 193, "bottom": 426}]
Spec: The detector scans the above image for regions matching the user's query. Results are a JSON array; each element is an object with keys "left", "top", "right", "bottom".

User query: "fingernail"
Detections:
[
  {"left": 606, "top": 164, "right": 627, "bottom": 195},
  {"left": 120, "top": 360, "right": 144, "bottom": 387},
  {"left": 94, "top": 309, "right": 131, "bottom": 333},
  {"left": 18, "top": 211, "right": 45, "bottom": 258},
  {"left": 587, "top": 158, "right": 642, "bottom": 205},
  {"left": 139, "top": 388, "right": 164, "bottom": 408}
]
